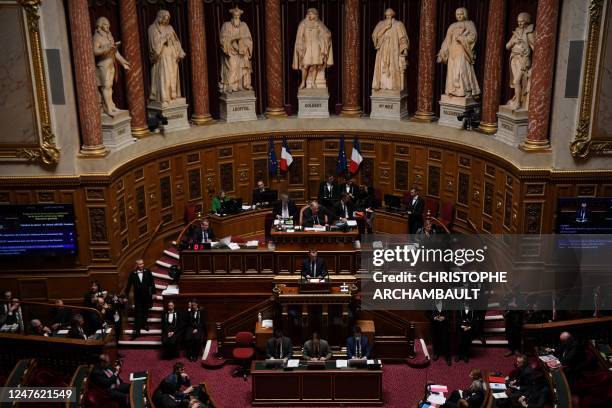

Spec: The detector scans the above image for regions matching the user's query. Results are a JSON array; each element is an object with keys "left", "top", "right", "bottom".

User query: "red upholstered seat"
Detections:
[
  {"left": 84, "top": 384, "right": 120, "bottom": 408},
  {"left": 425, "top": 198, "right": 439, "bottom": 218},
  {"left": 233, "top": 348, "right": 254, "bottom": 360},
  {"left": 232, "top": 331, "right": 255, "bottom": 380},
  {"left": 439, "top": 202, "right": 454, "bottom": 229}
]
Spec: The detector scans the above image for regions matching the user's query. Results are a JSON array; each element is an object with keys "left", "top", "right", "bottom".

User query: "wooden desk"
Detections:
[
  {"left": 208, "top": 209, "right": 271, "bottom": 238},
  {"left": 255, "top": 321, "right": 273, "bottom": 351},
  {"left": 374, "top": 210, "right": 408, "bottom": 234},
  {"left": 271, "top": 228, "right": 359, "bottom": 244},
  {"left": 251, "top": 360, "right": 383, "bottom": 406}
]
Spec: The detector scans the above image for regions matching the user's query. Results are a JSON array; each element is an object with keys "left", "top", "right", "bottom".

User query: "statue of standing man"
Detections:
[
  {"left": 148, "top": 10, "right": 186, "bottom": 105},
  {"left": 372, "top": 9, "right": 409, "bottom": 92},
  {"left": 292, "top": 8, "right": 333, "bottom": 90},
  {"left": 93, "top": 17, "right": 130, "bottom": 117},
  {"left": 506, "top": 12, "right": 535, "bottom": 111},
  {"left": 437, "top": 7, "right": 480, "bottom": 98},
  {"left": 219, "top": 7, "right": 253, "bottom": 93}
]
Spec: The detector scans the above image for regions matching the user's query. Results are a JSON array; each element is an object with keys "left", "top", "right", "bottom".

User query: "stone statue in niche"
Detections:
[
  {"left": 92, "top": 17, "right": 130, "bottom": 117},
  {"left": 437, "top": 7, "right": 480, "bottom": 98},
  {"left": 371, "top": 8, "right": 409, "bottom": 92},
  {"left": 292, "top": 8, "right": 333, "bottom": 90},
  {"left": 505, "top": 12, "right": 535, "bottom": 111},
  {"left": 148, "top": 9, "right": 186, "bottom": 105},
  {"left": 219, "top": 7, "right": 253, "bottom": 93},
  {"left": 369, "top": 8, "right": 410, "bottom": 120},
  {"left": 146, "top": 9, "right": 190, "bottom": 133}
]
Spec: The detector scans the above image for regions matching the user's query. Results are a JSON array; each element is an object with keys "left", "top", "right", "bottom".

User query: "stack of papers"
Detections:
[
  {"left": 313, "top": 226, "right": 326, "bottom": 232},
  {"left": 539, "top": 354, "right": 561, "bottom": 369},
  {"left": 347, "top": 220, "right": 358, "bottom": 227},
  {"left": 228, "top": 242, "right": 241, "bottom": 251},
  {"left": 336, "top": 360, "right": 348, "bottom": 368},
  {"left": 493, "top": 393, "right": 508, "bottom": 399},
  {"left": 429, "top": 385, "right": 448, "bottom": 393},
  {"left": 427, "top": 393, "right": 446, "bottom": 405},
  {"left": 287, "top": 359, "right": 299, "bottom": 368},
  {"left": 246, "top": 240, "right": 259, "bottom": 248}
]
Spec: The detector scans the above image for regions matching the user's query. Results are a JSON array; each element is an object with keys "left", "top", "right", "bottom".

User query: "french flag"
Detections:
[
  {"left": 349, "top": 137, "right": 363, "bottom": 174},
  {"left": 280, "top": 137, "right": 293, "bottom": 171}
]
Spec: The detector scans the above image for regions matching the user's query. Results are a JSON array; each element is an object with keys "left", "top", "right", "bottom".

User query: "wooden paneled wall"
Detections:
[{"left": 1, "top": 132, "right": 612, "bottom": 301}]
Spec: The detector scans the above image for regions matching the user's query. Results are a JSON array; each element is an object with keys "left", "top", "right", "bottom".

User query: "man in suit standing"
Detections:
[
  {"left": 301, "top": 249, "right": 328, "bottom": 279},
  {"left": 456, "top": 302, "right": 475, "bottom": 363},
  {"left": 303, "top": 332, "right": 332, "bottom": 360},
  {"left": 333, "top": 193, "right": 355, "bottom": 222},
  {"left": 162, "top": 301, "right": 182, "bottom": 358},
  {"left": 302, "top": 201, "right": 328, "bottom": 227},
  {"left": 426, "top": 300, "right": 452, "bottom": 366},
  {"left": 318, "top": 175, "right": 339, "bottom": 209},
  {"left": 273, "top": 193, "right": 298, "bottom": 221},
  {"left": 266, "top": 329, "right": 293, "bottom": 360},
  {"left": 183, "top": 299, "right": 205, "bottom": 361},
  {"left": 339, "top": 176, "right": 357, "bottom": 199},
  {"left": 347, "top": 326, "right": 371, "bottom": 359},
  {"left": 124, "top": 259, "right": 155, "bottom": 340},
  {"left": 90, "top": 354, "right": 130, "bottom": 408},
  {"left": 191, "top": 219, "right": 215, "bottom": 244},
  {"left": 407, "top": 187, "right": 425, "bottom": 234}
]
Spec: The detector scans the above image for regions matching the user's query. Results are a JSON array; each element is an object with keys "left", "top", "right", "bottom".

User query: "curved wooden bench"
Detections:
[{"left": 66, "top": 365, "right": 92, "bottom": 408}]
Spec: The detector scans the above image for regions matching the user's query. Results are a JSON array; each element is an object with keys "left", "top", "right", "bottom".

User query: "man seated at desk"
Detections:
[
  {"left": 266, "top": 329, "right": 293, "bottom": 360},
  {"left": 253, "top": 180, "right": 272, "bottom": 207},
  {"left": 347, "top": 326, "right": 371, "bottom": 359},
  {"left": 303, "top": 332, "right": 332, "bottom": 360},
  {"left": 191, "top": 219, "right": 215, "bottom": 244},
  {"left": 302, "top": 200, "right": 328, "bottom": 227},
  {"left": 273, "top": 193, "right": 298, "bottom": 221},
  {"left": 301, "top": 249, "right": 328, "bottom": 279},
  {"left": 333, "top": 193, "right": 355, "bottom": 222}
]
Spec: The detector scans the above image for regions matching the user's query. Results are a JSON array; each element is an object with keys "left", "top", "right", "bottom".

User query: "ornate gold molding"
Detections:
[
  {"left": 570, "top": 0, "right": 611, "bottom": 158},
  {"left": 0, "top": 1, "right": 60, "bottom": 165}
]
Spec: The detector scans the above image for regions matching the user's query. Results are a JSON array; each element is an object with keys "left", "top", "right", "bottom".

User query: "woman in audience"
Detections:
[{"left": 462, "top": 369, "right": 485, "bottom": 408}]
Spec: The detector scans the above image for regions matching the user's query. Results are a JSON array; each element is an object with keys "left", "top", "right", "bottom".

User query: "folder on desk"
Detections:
[{"left": 488, "top": 375, "right": 506, "bottom": 383}]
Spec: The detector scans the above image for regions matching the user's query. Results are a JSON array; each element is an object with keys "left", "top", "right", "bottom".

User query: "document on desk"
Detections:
[
  {"left": 429, "top": 385, "right": 448, "bottom": 393},
  {"left": 246, "top": 240, "right": 259, "bottom": 248},
  {"left": 427, "top": 393, "right": 446, "bottom": 405},
  {"left": 493, "top": 393, "right": 508, "bottom": 399},
  {"left": 228, "top": 242, "right": 241, "bottom": 250},
  {"left": 313, "top": 226, "right": 327, "bottom": 232},
  {"left": 336, "top": 360, "right": 348, "bottom": 368},
  {"left": 490, "top": 383, "right": 507, "bottom": 391},
  {"left": 347, "top": 220, "right": 357, "bottom": 227},
  {"left": 287, "top": 359, "right": 299, "bottom": 368},
  {"left": 304, "top": 227, "right": 315, "bottom": 231}
]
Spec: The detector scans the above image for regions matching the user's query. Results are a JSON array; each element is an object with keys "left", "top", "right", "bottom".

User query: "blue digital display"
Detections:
[
  {"left": 557, "top": 198, "right": 612, "bottom": 234},
  {"left": 0, "top": 204, "right": 77, "bottom": 257}
]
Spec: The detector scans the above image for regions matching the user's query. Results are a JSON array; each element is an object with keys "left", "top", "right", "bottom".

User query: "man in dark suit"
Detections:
[
  {"left": 507, "top": 354, "right": 534, "bottom": 398},
  {"left": 183, "top": 299, "right": 205, "bottom": 361},
  {"left": 162, "top": 301, "right": 182, "bottom": 358},
  {"left": 252, "top": 180, "right": 270, "bottom": 207},
  {"left": 90, "top": 353, "right": 130, "bottom": 408},
  {"left": 0, "top": 289, "right": 12, "bottom": 326},
  {"left": 191, "top": 219, "right": 215, "bottom": 244},
  {"left": 303, "top": 332, "right": 332, "bottom": 360},
  {"left": 553, "top": 331, "right": 584, "bottom": 383},
  {"left": 273, "top": 193, "right": 298, "bottom": 221},
  {"left": 426, "top": 300, "right": 452, "bottom": 366},
  {"left": 339, "top": 176, "right": 357, "bottom": 199},
  {"left": 301, "top": 249, "right": 328, "bottom": 279},
  {"left": 163, "top": 362, "right": 193, "bottom": 400},
  {"left": 456, "top": 302, "right": 475, "bottom": 363},
  {"left": 318, "top": 175, "right": 339, "bottom": 209},
  {"left": 333, "top": 193, "right": 355, "bottom": 222},
  {"left": 266, "top": 329, "right": 293, "bottom": 359},
  {"left": 302, "top": 201, "right": 328, "bottom": 227},
  {"left": 67, "top": 314, "right": 88, "bottom": 339},
  {"left": 575, "top": 201, "right": 589, "bottom": 223},
  {"left": 123, "top": 259, "right": 155, "bottom": 340},
  {"left": 407, "top": 187, "right": 425, "bottom": 234},
  {"left": 50, "top": 299, "right": 73, "bottom": 332},
  {"left": 504, "top": 290, "right": 525, "bottom": 357},
  {"left": 347, "top": 326, "right": 371, "bottom": 359}
]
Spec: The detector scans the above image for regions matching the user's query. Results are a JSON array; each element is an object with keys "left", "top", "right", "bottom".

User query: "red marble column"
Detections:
[
  {"left": 525, "top": 0, "right": 559, "bottom": 150},
  {"left": 413, "top": 0, "right": 437, "bottom": 122},
  {"left": 264, "top": 0, "right": 286, "bottom": 116},
  {"left": 119, "top": 0, "right": 148, "bottom": 137},
  {"left": 478, "top": 0, "right": 506, "bottom": 134},
  {"left": 188, "top": 0, "right": 213, "bottom": 124},
  {"left": 67, "top": 0, "right": 106, "bottom": 156},
  {"left": 341, "top": 0, "right": 361, "bottom": 117}
]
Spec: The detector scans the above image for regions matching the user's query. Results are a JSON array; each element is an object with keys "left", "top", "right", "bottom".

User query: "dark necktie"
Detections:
[
  {"left": 277, "top": 341, "right": 282, "bottom": 358},
  {"left": 314, "top": 342, "right": 319, "bottom": 358},
  {"left": 356, "top": 338, "right": 361, "bottom": 357},
  {"left": 311, "top": 262, "right": 316, "bottom": 277},
  {"left": 314, "top": 214, "right": 319, "bottom": 224}
]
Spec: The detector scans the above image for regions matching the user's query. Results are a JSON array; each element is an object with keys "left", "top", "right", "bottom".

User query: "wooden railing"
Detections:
[
  {"left": 523, "top": 316, "right": 612, "bottom": 351},
  {"left": 141, "top": 220, "right": 164, "bottom": 260},
  {"left": 215, "top": 297, "right": 274, "bottom": 354}
]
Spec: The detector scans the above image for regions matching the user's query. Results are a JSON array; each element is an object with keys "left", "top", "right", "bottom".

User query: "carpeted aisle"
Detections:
[{"left": 120, "top": 346, "right": 516, "bottom": 407}]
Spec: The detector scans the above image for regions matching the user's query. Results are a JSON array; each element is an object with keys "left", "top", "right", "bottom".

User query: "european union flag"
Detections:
[
  {"left": 336, "top": 136, "right": 347, "bottom": 175},
  {"left": 268, "top": 137, "right": 278, "bottom": 176}
]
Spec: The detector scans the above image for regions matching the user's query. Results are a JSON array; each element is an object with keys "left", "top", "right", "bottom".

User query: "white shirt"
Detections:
[
  {"left": 137, "top": 270, "right": 143, "bottom": 282},
  {"left": 282, "top": 203, "right": 289, "bottom": 219},
  {"left": 168, "top": 312, "right": 174, "bottom": 323}
]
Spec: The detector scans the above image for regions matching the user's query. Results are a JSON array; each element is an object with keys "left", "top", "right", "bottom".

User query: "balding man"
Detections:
[
  {"left": 90, "top": 354, "right": 130, "bottom": 408},
  {"left": 302, "top": 201, "right": 328, "bottom": 227},
  {"left": 554, "top": 331, "right": 584, "bottom": 382},
  {"left": 123, "top": 259, "right": 155, "bottom": 339},
  {"left": 30, "top": 319, "right": 51, "bottom": 337}
]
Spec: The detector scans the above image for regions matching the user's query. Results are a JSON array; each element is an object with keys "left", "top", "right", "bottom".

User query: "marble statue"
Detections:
[
  {"left": 437, "top": 7, "right": 480, "bottom": 98},
  {"left": 371, "top": 9, "right": 409, "bottom": 91},
  {"left": 148, "top": 10, "right": 186, "bottom": 105},
  {"left": 506, "top": 12, "right": 535, "bottom": 110},
  {"left": 292, "top": 8, "right": 333, "bottom": 89},
  {"left": 219, "top": 7, "right": 253, "bottom": 93},
  {"left": 92, "top": 17, "right": 130, "bottom": 117}
]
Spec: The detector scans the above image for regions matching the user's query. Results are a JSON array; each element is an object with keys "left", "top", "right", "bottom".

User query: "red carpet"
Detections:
[{"left": 120, "top": 346, "right": 516, "bottom": 407}]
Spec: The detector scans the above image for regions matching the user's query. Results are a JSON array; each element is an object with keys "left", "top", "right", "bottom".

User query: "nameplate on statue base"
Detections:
[
  {"left": 101, "top": 110, "right": 134, "bottom": 150},
  {"left": 219, "top": 90, "right": 258, "bottom": 123},
  {"left": 369, "top": 90, "right": 408, "bottom": 120},
  {"left": 438, "top": 94, "right": 479, "bottom": 129},
  {"left": 495, "top": 105, "right": 528, "bottom": 147},
  {"left": 147, "top": 98, "right": 190, "bottom": 133},
  {"left": 297, "top": 88, "right": 329, "bottom": 118}
]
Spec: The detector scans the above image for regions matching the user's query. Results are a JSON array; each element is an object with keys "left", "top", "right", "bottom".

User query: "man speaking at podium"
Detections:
[{"left": 301, "top": 249, "right": 328, "bottom": 279}]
